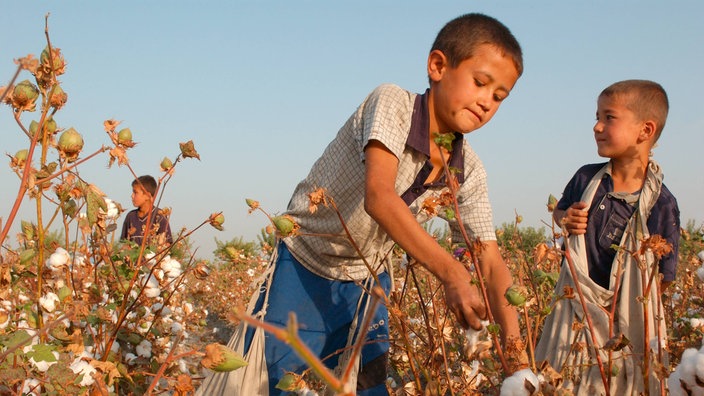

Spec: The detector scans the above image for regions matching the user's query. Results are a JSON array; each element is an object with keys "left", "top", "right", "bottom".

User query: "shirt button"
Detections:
[{"left": 600, "top": 204, "right": 605, "bottom": 210}]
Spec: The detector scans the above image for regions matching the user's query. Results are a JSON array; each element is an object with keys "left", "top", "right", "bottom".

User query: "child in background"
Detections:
[
  {"left": 535, "top": 80, "right": 680, "bottom": 394},
  {"left": 120, "top": 175, "right": 173, "bottom": 245}
]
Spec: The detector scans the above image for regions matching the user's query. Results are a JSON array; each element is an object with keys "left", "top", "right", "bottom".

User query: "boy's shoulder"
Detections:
[
  {"left": 364, "top": 83, "right": 417, "bottom": 106},
  {"left": 570, "top": 162, "right": 609, "bottom": 183}
]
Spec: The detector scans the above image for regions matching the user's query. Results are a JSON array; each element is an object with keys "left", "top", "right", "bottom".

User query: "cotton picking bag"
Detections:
[
  {"left": 195, "top": 250, "right": 277, "bottom": 396},
  {"left": 535, "top": 161, "right": 667, "bottom": 395}
]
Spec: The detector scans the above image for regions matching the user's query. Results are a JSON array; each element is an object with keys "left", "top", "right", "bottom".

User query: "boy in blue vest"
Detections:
[{"left": 535, "top": 80, "right": 680, "bottom": 394}]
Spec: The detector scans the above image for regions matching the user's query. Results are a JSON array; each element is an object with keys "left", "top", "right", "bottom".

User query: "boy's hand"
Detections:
[
  {"left": 442, "top": 268, "right": 487, "bottom": 330},
  {"left": 562, "top": 201, "right": 589, "bottom": 235}
]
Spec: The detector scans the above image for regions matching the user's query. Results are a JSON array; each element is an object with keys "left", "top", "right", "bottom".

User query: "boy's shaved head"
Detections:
[
  {"left": 600, "top": 80, "right": 669, "bottom": 140},
  {"left": 431, "top": 13, "right": 523, "bottom": 76}
]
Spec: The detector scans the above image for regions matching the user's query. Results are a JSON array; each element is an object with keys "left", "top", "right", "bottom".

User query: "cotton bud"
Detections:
[
  {"left": 12, "top": 80, "right": 39, "bottom": 110},
  {"left": 29, "top": 117, "right": 57, "bottom": 140},
  {"left": 547, "top": 194, "right": 558, "bottom": 213},
  {"left": 201, "top": 343, "right": 247, "bottom": 372},
  {"left": 58, "top": 128, "right": 84, "bottom": 161},
  {"left": 505, "top": 285, "right": 528, "bottom": 307},
  {"left": 40, "top": 46, "right": 66, "bottom": 75},
  {"left": 209, "top": 213, "right": 225, "bottom": 231},
  {"left": 245, "top": 198, "right": 260, "bottom": 210},
  {"left": 12, "top": 149, "right": 28, "bottom": 167},
  {"left": 117, "top": 128, "right": 132, "bottom": 145},
  {"left": 49, "top": 85, "right": 68, "bottom": 109},
  {"left": 160, "top": 157, "right": 173, "bottom": 171}
]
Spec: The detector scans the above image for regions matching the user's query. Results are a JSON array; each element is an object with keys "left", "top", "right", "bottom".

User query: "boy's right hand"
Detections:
[
  {"left": 442, "top": 267, "right": 487, "bottom": 330},
  {"left": 562, "top": 201, "right": 589, "bottom": 235}
]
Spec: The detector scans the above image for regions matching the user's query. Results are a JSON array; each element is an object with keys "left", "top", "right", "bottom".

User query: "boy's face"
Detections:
[
  {"left": 594, "top": 95, "right": 649, "bottom": 159},
  {"left": 131, "top": 184, "right": 152, "bottom": 210},
  {"left": 428, "top": 44, "right": 519, "bottom": 135}
]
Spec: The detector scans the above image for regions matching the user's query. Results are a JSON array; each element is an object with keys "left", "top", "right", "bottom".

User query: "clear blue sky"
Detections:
[{"left": 1, "top": 2, "right": 702, "bottom": 259}]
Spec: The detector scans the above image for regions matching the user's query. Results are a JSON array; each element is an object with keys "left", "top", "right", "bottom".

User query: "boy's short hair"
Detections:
[
  {"left": 600, "top": 79, "right": 669, "bottom": 141},
  {"left": 431, "top": 13, "right": 523, "bottom": 76},
  {"left": 132, "top": 175, "right": 157, "bottom": 197}
]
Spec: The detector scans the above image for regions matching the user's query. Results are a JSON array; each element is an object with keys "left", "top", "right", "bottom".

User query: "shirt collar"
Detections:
[{"left": 407, "top": 89, "right": 465, "bottom": 183}]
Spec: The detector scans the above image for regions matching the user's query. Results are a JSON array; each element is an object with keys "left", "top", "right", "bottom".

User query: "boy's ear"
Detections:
[
  {"left": 427, "top": 50, "right": 448, "bottom": 83},
  {"left": 639, "top": 120, "right": 657, "bottom": 142}
]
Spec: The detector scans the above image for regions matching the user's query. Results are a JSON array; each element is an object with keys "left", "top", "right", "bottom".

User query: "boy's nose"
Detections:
[{"left": 593, "top": 122, "right": 603, "bottom": 133}]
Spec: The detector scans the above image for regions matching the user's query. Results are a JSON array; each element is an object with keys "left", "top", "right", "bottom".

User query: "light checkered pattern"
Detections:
[{"left": 284, "top": 84, "right": 496, "bottom": 281}]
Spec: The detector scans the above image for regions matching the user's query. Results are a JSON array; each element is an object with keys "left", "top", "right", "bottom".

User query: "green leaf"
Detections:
[
  {"left": 433, "top": 132, "right": 456, "bottom": 151},
  {"left": 3, "top": 330, "right": 33, "bottom": 350},
  {"left": 26, "top": 343, "right": 58, "bottom": 362},
  {"left": 19, "top": 248, "right": 36, "bottom": 264}
]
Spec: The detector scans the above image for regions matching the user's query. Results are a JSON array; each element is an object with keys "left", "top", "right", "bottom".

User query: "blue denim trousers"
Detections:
[{"left": 244, "top": 243, "right": 391, "bottom": 395}]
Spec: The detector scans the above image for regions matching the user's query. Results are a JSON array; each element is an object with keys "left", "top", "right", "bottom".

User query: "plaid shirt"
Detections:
[{"left": 284, "top": 84, "right": 496, "bottom": 281}]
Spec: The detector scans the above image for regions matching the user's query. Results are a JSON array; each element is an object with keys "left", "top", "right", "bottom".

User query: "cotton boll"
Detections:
[
  {"left": 124, "top": 352, "right": 138, "bottom": 365},
  {"left": 500, "top": 369, "right": 540, "bottom": 396},
  {"left": 678, "top": 348, "right": 699, "bottom": 390},
  {"left": 696, "top": 266, "right": 704, "bottom": 282},
  {"left": 22, "top": 378, "right": 41, "bottom": 396},
  {"left": 45, "top": 247, "right": 70, "bottom": 271},
  {"left": 136, "top": 339, "right": 152, "bottom": 358},
  {"left": 70, "top": 358, "right": 97, "bottom": 386},
  {"left": 161, "top": 257, "right": 182, "bottom": 279},
  {"left": 693, "top": 353, "right": 704, "bottom": 392},
  {"left": 102, "top": 198, "right": 119, "bottom": 221},
  {"left": 178, "top": 358, "right": 189, "bottom": 374},
  {"left": 668, "top": 369, "right": 687, "bottom": 396},
  {"left": 39, "top": 292, "right": 60, "bottom": 313},
  {"left": 465, "top": 320, "right": 490, "bottom": 356},
  {"left": 171, "top": 322, "right": 183, "bottom": 334}
]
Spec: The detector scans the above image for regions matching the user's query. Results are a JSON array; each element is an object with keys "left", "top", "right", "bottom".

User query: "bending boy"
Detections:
[
  {"left": 535, "top": 80, "right": 680, "bottom": 394},
  {"left": 202, "top": 13, "right": 525, "bottom": 396}
]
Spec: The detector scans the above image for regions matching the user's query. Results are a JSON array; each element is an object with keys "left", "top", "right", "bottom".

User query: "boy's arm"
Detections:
[{"left": 364, "top": 141, "right": 518, "bottom": 340}]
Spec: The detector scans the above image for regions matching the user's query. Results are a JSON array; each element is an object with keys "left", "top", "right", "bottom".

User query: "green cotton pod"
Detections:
[
  {"left": 58, "top": 128, "right": 84, "bottom": 155},
  {"left": 202, "top": 344, "right": 247, "bottom": 372},
  {"left": 272, "top": 215, "right": 296, "bottom": 236},
  {"left": 117, "top": 128, "right": 132, "bottom": 144},
  {"left": 13, "top": 80, "right": 39, "bottom": 106},
  {"left": 504, "top": 285, "right": 527, "bottom": 307}
]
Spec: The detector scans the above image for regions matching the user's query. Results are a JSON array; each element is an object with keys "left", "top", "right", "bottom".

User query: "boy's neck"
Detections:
[
  {"left": 137, "top": 203, "right": 154, "bottom": 218},
  {"left": 609, "top": 157, "right": 649, "bottom": 193}
]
